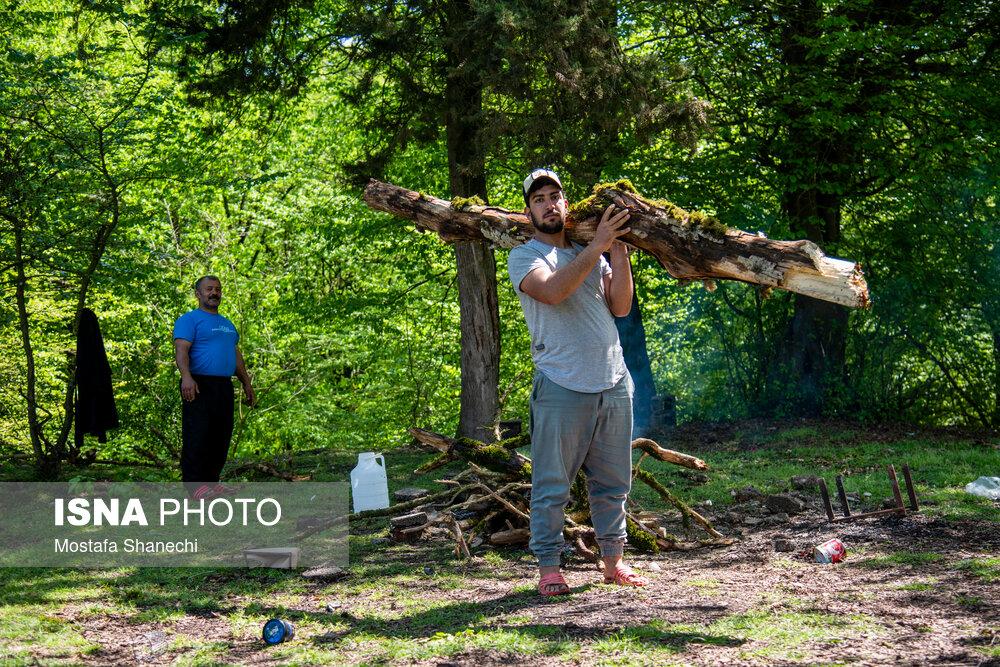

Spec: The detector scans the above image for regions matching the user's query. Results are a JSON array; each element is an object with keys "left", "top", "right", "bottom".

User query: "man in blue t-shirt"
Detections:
[{"left": 173, "top": 275, "right": 254, "bottom": 499}]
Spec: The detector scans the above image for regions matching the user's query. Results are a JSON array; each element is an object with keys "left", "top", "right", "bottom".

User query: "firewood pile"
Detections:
[{"left": 355, "top": 427, "right": 730, "bottom": 562}]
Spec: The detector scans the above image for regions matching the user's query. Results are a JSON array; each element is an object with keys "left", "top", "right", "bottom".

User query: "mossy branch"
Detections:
[
  {"left": 498, "top": 433, "right": 530, "bottom": 451},
  {"left": 409, "top": 427, "right": 531, "bottom": 479},
  {"left": 363, "top": 179, "right": 869, "bottom": 308},
  {"left": 625, "top": 514, "right": 659, "bottom": 552},
  {"left": 347, "top": 484, "right": 481, "bottom": 520},
  {"left": 414, "top": 452, "right": 455, "bottom": 475},
  {"left": 569, "top": 179, "right": 729, "bottom": 240},
  {"left": 631, "top": 437, "right": 709, "bottom": 470},
  {"left": 633, "top": 467, "right": 724, "bottom": 539}
]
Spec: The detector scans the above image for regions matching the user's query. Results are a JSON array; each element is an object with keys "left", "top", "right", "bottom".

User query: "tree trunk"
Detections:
[
  {"left": 785, "top": 293, "right": 849, "bottom": 413},
  {"left": 453, "top": 243, "right": 500, "bottom": 442},
  {"left": 776, "top": 2, "right": 851, "bottom": 414},
  {"left": 780, "top": 164, "right": 850, "bottom": 414},
  {"left": 12, "top": 217, "right": 59, "bottom": 478},
  {"left": 446, "top": 3, "right": 500, "bottom": 443},
  {"left": 993, "top": 329, "right": 1000, "bottom": 427},
  {"left": 362, "top": 180, "right": 869, "bottom": 309}
]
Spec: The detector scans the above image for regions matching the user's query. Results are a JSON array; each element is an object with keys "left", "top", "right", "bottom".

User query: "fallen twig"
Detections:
[
  {"left": 449, "top": 515, "right": 472, "bottom": 559},
  {"left": 227, "top": 461, "right": 295, "bottom": 481},
  {"left": 631, "top": 438, "right": 708, "bottom": 470},
  {"left": 633, "top": 468, "right": 723, "bottom": 538}
]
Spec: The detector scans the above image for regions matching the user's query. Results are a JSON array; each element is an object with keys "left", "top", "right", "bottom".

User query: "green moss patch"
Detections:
[
  {"left": 451, "top": 195, "right": 486, "bottom": 211},
  {"left": 568, "top": 179, "right": 729, "bottom": 239}
]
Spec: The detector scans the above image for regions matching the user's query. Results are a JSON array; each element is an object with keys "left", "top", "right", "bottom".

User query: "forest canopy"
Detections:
[{"left": 2, "top": 0, "right": 998, "bottom": 476}]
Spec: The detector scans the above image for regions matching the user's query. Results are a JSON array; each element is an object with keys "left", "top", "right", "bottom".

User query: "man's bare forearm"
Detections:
[
  {"left": 174, "top": 339, "right": 199, "bottom": 401},
  {"left": 520, "top": 243, "right": 605, "bottom": 306},
  {"left": 235, "top": 347, "right": 255, "bottom": 406},
  {"left": 174, "top": 341, "right": 193, "bottom": 379},
  {"left": 606, "top": 245, "right": 634, "bottom": 317},
  {"left": 235, "top": 347, "right": 251, "bottom": 386}
]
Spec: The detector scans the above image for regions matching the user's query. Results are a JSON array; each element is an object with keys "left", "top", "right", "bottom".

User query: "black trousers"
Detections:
[{"left": 181, "top": 374, "right": 234, "bottom": 493}]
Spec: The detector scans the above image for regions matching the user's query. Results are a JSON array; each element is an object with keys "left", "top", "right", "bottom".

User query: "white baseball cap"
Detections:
[{"left": 523, "top": 168, "right": 563, "bottom": 204}]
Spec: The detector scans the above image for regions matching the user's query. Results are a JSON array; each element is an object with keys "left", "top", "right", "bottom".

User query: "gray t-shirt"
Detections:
[{"left": 507, "top": 238, "right": 628, "bottom": 393}]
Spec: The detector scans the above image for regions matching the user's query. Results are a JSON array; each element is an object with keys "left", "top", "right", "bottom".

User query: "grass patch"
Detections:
[
  {"left": 975, "top": 643, "right": 1000, "bottom": 659},
  {"left": 854, "top": 551, "right": 946, "bottom": 569},
  {"left": 0, "top": 605, "right": 99, "bottom": 658},
  {"left": 678, "top": 608, "right": 880, "bottom": 661},
  {"left": 955, "top": 557, "right": 1000, "bottom": 582},
  {"left": 955, "top": 594, "right": 983, "bottom": 606},
  {"left": 626, "top": 424, "right": 1000, "bottom": 526},
  {"left": 1, "top": 421, "right": 997, "bottom": 666},
  {"left": 590, "top": 621, "right": 740, "bottom": 664},
  {"left": 896, "top": 581, "right": 937, "bottom": 591},
  {"left": 680, "top": 578, "right": 721, "bottom": 594},
  {"left": 334, "top": 627, "right": 580, "bottom": 662}
]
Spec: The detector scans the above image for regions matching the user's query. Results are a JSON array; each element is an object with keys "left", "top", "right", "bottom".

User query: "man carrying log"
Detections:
[{"left": 508, "top": 168, "right": 649, "bottom": 596}]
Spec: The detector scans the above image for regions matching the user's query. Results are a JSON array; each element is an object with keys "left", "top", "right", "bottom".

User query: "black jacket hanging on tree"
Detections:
[{"left": 74, "top": 308, "right": 119, "bottom": 446}]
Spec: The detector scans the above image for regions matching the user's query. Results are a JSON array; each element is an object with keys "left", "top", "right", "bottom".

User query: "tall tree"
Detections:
[
  {"left": 644, "top": 0, "right": 1000, "bottom": 413},
  {"left": 156, "top": 0, "right": 710, "bottom": 441}
]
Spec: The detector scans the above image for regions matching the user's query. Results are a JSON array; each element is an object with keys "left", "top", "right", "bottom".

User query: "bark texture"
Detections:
[
  {"left": 445, "top": 29, "right": 501, "bottom": 442},
  {"left": 363, "top": 180, "right": 869, "bottom": 308}
]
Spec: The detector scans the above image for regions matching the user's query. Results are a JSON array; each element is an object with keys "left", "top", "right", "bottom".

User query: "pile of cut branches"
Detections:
[{"left": 355, "top": 427, "right": 729, "bottom": 562}]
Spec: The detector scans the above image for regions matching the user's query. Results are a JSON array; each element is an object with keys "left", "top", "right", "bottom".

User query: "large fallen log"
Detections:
[{"left": 363, "top": 180, "right": 869, "bottom": 309}]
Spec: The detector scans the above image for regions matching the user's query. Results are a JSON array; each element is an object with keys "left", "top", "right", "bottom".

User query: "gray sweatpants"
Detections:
[{"left": 528, "top": 371, "right": 634, "bottom": 567}]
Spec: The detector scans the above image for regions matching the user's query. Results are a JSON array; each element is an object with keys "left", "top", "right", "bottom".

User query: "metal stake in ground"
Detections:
[{"left": 818, "top": 463, "right": 920, "bottom": 523}]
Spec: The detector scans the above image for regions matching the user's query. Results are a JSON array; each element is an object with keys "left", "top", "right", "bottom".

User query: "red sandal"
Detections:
[
  {"left": 603, "top": 565, "right": 649, "bottom": 587},
  {"left": 538, "top": 571, "right": 571, "bottom": 596}
]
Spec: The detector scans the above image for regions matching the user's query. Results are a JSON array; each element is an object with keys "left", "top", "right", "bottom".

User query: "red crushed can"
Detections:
[{"left": 814, "top": 538, "right": 846, "bottom": 563}]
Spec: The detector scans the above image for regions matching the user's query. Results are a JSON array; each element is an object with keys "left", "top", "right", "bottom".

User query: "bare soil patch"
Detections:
[
  {"left": 65, "top": 420, "right": 1000, "bottom": 666},
  {"left": 68, "top": 507, "right": 1000, "bottom": 666}
]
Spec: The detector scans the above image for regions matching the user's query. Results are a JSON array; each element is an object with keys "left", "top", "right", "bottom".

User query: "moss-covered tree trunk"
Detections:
[{"left": 363, "top": 180, "right": 869, "bottom": 309}]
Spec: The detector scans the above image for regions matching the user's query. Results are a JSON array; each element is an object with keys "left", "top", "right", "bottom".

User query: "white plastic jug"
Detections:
[{"left": 350, "top": 452, "right": 390, "bottom": 513}]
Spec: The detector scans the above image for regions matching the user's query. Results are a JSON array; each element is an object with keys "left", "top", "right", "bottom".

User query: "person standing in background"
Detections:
[{"left": 174, "top": 275, "right": 254, "bottom": 499}]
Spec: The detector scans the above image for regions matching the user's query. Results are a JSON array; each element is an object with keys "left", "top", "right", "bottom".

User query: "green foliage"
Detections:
[
  {"left": 2, "top": 0, "right": 1000, "bottom": 474},
  {"left": 613, "top": 0, "right": 1000, "bottom": 422},
  {"left": 1, "top": 2, "right": 475, "bottom": 467},
  {"left": 1, "top": 0, "right": 226, "bottom": 471},
  {"left": 302, "top": 0, "right": 710, "bottom": 197}
]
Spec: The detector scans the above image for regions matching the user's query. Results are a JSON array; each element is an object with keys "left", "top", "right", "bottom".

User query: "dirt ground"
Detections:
[
  {"left": 402, "top": 508, "right": 1000, "bottom": 666},
  {"left": 73, "top": 508, "right": 1000, "bottom": 666},
  {"left": 71, "top": 420, "right": 1000, "bottom": 666}
]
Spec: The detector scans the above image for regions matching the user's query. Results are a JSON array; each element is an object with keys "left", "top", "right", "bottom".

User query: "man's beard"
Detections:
[{"left": 532, "top": 212, "right": 564, "bottom": 234}]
